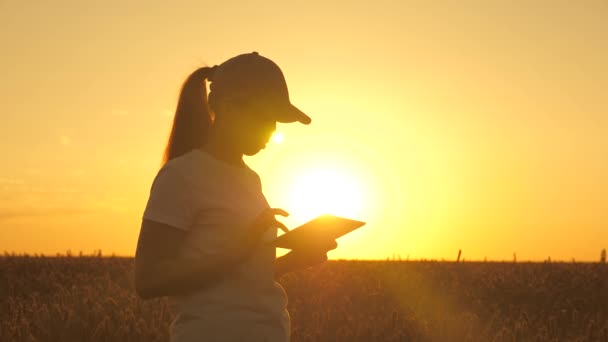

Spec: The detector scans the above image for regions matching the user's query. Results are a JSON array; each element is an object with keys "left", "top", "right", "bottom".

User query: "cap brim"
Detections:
[{"left": 277, "top": 104, "right": 311, "bottom": 125}]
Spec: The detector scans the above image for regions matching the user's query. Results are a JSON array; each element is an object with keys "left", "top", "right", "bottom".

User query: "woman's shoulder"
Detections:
[
  {"left": 157, "top": 149, "right": 260, "bottom": 187},
  {"left": 165, "top": 149, "right": 204, "bottom": 168},
  {"left": 155, "top": 150, "right": 204, "bottom": 181}
]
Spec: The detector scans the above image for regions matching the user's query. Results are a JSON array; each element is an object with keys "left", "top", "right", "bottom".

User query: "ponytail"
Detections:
[{"left": 162, "top": 66, "right": 217, "bottom": 165}]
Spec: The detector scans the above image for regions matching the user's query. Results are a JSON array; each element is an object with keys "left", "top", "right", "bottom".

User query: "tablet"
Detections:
[{"left": 273, "top": 214, "right": 366, "bottom": 250}]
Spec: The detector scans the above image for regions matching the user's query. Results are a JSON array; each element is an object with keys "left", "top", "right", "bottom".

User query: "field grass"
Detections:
[{"left": 1, "top": 255, "right": 607, "bottom": 341}]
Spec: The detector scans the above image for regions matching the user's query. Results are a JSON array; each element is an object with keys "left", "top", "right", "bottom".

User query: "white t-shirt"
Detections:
[{"left": 142, "top": 148, "right": 290, "bottom": 342}]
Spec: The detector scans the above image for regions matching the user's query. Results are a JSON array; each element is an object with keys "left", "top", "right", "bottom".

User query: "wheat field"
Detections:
[{"left": 1, "top": 255, "right": 607, "bottom": 341}]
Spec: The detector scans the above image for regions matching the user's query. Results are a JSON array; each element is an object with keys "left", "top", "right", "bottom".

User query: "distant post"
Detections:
[
  {"left": 601, "top": 248, "right": 606, "bottom": 264},
  {"left": 456, "top": 249, "right": 462, "bottom": 263}
]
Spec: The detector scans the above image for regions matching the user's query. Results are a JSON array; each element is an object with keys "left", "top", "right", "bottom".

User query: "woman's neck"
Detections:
[{"left": 201, "top": 128, "right": 246, "bottom": 168}]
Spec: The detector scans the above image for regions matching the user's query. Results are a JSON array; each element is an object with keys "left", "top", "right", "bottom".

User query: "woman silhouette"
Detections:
[{"left": 134, "top": 52, "right": 337, "bottom": 342}]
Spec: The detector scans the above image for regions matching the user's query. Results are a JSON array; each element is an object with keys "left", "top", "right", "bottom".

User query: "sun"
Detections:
[
  {"left": 287, "top": 167, "right": 364, "bottom": 223},
  {"left": 271, "top": 131, "right": 284, "bottom": 144}
]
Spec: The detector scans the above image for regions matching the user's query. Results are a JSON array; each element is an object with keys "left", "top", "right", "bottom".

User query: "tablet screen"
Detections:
[{"left": 273, "top": 214, "right": 366, "bottom": 250}]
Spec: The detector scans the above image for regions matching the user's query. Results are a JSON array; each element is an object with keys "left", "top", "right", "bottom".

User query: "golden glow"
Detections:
[
  {"left": 287, "top": 167, "right": 364, "bottom": 223},
  {"left": 271, "top": 131, "right": 284, "bottom": 144},
  {"left": 1, "top": 2, "right": 607, "bottom": 260}
]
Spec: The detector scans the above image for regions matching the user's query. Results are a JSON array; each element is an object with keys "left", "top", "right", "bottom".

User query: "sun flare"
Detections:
[
  {"left": 271, "top": 131, "right": 284, "bottom": 144},
  {"left": 287, "top": 167, "right": 364, "bottom": 223}
]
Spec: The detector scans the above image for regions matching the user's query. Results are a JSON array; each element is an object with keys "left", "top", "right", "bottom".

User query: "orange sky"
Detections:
[{"left": 1, "top": 1, "right": 607, "bottom": 261}]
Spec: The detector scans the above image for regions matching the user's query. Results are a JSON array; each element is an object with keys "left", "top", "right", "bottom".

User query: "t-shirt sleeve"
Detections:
[{"left": 142, "top": 164, "right": 194, "bottom": 231}]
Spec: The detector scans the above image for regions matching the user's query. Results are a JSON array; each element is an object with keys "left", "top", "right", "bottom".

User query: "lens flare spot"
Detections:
[{"left": 272, "top": 132, "right": 285, "bottom": 144}]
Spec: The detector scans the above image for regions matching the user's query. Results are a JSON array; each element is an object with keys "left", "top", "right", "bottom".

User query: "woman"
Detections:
[{"left": 134, "top": 52, "right": 337, "bottom": 342}]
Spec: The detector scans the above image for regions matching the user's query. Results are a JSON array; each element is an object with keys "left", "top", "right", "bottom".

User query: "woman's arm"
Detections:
[
  {"left": 135, "top": 208, "right": 289, "bottom": 299},
  {"left": 274, "top": 240, "right": 338, "bottom": 279},
  {"left": 274, "top": 252, "right": 322, "bottom": 279},
  {"left": 134, "top": 219, "right": 248, "bottom": 300}
]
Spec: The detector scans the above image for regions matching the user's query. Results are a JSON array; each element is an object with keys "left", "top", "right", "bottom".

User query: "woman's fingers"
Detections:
[
  {"left": 329, "top": 240, "right": 338, "bottom": 250},
  {"left": 318, "top": 240, "right": 338, "bottom": 251},
  {"left": 274, "top": 220, "right": 290, "bottom": 234},
  {"left": 269, "top": 208, "right": 289, "bottom": 217},
  {"left": 254, "top": 208, "right": 290, "bottom": 234},
  {"left": 263, "top": 208, "right": 290, "bottom": 233},
  {"left": 256, "top": 208, "right": 288, "bottom": 223}
]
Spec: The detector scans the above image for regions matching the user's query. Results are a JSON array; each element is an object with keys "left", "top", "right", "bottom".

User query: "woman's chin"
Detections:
[{"left": 243, "top": 144, "right": 265, "bottom": 156}]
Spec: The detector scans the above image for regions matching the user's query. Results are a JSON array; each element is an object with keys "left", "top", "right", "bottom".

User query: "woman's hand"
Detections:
[
  {"left": 236, "top": 208, "right": 289, "bottom": 260},
  {"left": 275, "top": 240, "right": 338, "bottom": 277},
  {"left": 250, "top": 207, "right": 290, "bottom": 235}
]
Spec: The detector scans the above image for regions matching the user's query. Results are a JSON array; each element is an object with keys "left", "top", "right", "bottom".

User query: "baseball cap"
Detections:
[{"left": 209, "top": 52, "right": 311, "bottom": 125}]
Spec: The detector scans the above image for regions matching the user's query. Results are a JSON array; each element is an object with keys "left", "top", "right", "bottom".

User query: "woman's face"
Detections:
[{"left": 222, "top": 99, "right": 277, "bottom": 156}]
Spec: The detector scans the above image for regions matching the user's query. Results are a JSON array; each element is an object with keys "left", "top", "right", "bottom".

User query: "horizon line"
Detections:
[{"left": 1, "top": 250, "right": 606, "bottom": 264}]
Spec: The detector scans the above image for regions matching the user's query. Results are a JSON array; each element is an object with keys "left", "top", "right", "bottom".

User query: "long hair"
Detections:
[{"left": 162, "top": 66, "right": 216, "bottom": 165}]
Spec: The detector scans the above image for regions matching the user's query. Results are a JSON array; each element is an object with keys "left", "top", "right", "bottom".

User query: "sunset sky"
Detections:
[{"left": 1, "top": 1, "right": 606, "bottom": 261}]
